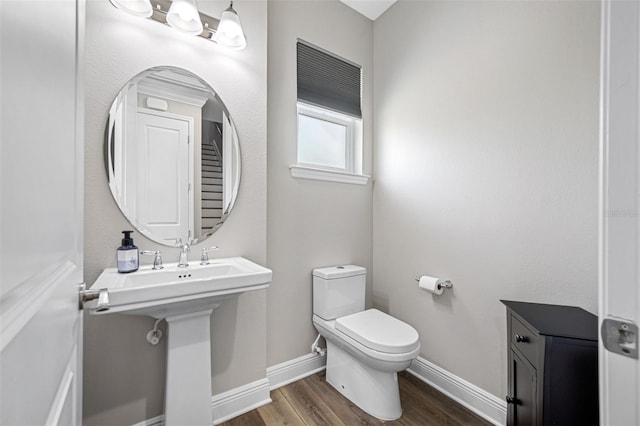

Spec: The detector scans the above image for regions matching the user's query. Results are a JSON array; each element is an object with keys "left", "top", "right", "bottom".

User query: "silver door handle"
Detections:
[{"left": 79, "top": 283, "right": 110, "bottom": 312}]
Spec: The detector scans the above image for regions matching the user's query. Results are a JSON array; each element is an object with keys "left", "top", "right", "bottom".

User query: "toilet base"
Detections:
[{"left": 325, "top": 340, "right": 402, "bottom": 420}]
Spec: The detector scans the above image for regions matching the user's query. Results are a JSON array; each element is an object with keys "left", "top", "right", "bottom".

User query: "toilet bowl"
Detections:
[{"left": 312, "top": 265, "right": 420, "bottom": 420}]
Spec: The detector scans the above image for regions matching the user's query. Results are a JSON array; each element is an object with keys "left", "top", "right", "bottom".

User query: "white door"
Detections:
[
  {"left": 0, "top": 0, "right": 84, "bottom": 424},
  {"left": 135, "top": 111, "right": 193, "bottom": 243},
  {"left": 599, "top": 0, "right": 640, "bottom": 424}
]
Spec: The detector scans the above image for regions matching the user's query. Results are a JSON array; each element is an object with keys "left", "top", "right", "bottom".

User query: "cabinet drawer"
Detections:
[{"left": 510, "top": 315, "right": 539, "bottom": 367}]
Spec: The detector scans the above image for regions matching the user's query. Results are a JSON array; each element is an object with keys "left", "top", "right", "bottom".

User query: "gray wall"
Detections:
[
  {"left": 266, "top": 0, "right": 374, "bottom": 367},
  {"left": 372, "top": 0, "right": 600, "bottom": 398},
  {"left": 82, "top": 0, "right": 600, "bottom": 422},
  {"left": 83, "top": 1, "right": 267, "bottom": 424}
]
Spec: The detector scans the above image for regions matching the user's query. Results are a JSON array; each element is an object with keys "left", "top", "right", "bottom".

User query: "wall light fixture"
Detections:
[
  {"left": 109, "top": 0, "right": 153, "bottom": 17},
  {"left": 109, "top": 0, "right": 247, "bottom": 50},
  {"left": 213, "top": 1, "right": 247, "bottom": 50},
  {"left": 166, "top": 0, "right": 203, "bottom": 35}
]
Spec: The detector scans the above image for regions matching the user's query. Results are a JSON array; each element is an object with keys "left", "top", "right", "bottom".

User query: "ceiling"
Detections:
[{"left": 339, "top": 0, "right": 397, "bottom": 21}]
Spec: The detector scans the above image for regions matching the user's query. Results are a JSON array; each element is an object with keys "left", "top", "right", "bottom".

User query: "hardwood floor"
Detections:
[{"left": 220, "top": 371, "right": 492, "bottom": 425}]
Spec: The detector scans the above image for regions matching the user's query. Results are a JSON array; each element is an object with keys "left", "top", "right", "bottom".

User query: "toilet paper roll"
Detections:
[{"left": 418, "top": 275, "right": 445, "bottom": 295}]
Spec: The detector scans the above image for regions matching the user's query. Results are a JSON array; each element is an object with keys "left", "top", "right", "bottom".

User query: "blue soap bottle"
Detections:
[{"left": 117, "top": 230, "right": 139, "bottom": 273}]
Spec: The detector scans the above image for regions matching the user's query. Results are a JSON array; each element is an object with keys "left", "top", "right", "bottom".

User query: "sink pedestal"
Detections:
[
  {"left": 89, "top": 257, "right": 273, "bottom": 425},
  {"left": 165, "top": 309, "right": 214, "bottom": 426}
]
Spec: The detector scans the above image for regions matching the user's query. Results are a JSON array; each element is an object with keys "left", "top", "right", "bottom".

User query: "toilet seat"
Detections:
[
  {"left": 313, "top": 315, "right": 420, "bottom": 366},
  {"left": 335, "top": 309, "right": 419, "bottom": 354}
]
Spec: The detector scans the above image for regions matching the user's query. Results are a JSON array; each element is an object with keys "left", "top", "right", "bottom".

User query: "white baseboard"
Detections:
[
  {"left": 132, "top": 352, "right": 326, "bottom": 426},
  {"left": 133, "top": 353, "right": 505, "bottom": 426},
  {"left": 131, "top": 378, "right": 271, "bottom": 426},
  {"left": 266, "top": 352, "right": 327, "bottom": 390},
  {"left": 407, "top": 356, "right": 507, "bottom": 426},
  {"left": 211, "top": 378, "right": 271, "bottom": 425}
]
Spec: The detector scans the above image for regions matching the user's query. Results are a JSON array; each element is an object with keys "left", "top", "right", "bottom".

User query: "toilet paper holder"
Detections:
[{"left": 414, "top": 276, "right": 453, "bottom": 289}]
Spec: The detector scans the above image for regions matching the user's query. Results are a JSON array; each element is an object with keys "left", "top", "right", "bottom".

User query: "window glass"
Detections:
[{"left": 297, "top": 114, "right": 347, "bottom": 169}]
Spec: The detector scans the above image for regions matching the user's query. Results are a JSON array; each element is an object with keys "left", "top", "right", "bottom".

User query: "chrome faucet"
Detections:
[
  {"left": 166, "top": 238, "right": 192, "bottom": 268},
  {"left": 177, "top": 242, "right": 190, "bottom": 268}
]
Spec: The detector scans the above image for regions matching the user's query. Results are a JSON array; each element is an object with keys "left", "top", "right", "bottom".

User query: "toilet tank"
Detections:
[{"left": 313, "top": 265, "right": 366, "bottom": 320}]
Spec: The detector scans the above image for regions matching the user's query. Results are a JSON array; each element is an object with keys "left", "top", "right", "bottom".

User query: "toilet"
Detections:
[{"left": 312, "top": 265, "right": 421, "bottom": 420}]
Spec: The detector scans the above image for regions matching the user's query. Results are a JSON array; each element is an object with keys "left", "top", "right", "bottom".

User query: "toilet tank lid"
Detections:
[{"left": 313, "top": 265, "right": 366, "bottom": 279}]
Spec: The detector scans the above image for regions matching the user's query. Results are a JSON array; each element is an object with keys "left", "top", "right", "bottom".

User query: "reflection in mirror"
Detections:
[{"left": 106, "top": 66, "right": 241, "bottom": 246}]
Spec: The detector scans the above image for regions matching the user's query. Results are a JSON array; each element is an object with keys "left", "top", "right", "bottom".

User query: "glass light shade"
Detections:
[
  {"left": 213, "top": 3, "right": 247, "bottom": 50},
  {"left": 109, "top": 0, "right": 153, "bottom": 18},
  {"left": 166, "top": 0, "right": 204, "bottom": 35}
]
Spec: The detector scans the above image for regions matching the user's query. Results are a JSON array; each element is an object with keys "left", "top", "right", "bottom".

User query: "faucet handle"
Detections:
[
  {"left": 200, "top": 246, "right": 220, "bottom": 265},
  {"left": 141, "top": 250, "right": 163, "bottom": 270}
]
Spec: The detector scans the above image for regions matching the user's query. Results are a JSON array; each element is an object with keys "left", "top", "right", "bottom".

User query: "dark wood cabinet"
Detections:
[{"left": 501, "top": 300, "right": 598, "bottom": 426}]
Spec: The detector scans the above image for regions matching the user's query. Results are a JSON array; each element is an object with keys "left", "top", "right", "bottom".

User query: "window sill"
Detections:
[{"left": 289, "top": 165, "right": 369, "bottom": 185}]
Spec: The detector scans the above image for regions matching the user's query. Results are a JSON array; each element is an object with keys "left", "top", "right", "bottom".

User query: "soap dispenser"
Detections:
[{"left": 117, "top": 230, "right": 139, "bottom": 273}]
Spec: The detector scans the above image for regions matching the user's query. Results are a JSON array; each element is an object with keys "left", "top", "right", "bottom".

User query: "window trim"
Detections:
[{"left": 289, "top": 164, "right": 369, "bottom": 185}]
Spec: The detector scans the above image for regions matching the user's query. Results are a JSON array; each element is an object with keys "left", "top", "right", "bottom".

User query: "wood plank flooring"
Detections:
[{"left": 220, "top": 371, "right": 492, "bottom": 425}]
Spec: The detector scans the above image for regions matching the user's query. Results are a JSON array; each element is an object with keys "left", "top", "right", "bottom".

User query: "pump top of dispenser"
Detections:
[{"left": 121, "top": 230, "right": 134, "bottom": 246}]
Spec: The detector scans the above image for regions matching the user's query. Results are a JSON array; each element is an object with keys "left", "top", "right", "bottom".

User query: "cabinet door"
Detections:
[
  {"left": 544, "top": 337, "right": 599, "bottom": 425},
  {"left": 508, "top": 349, "right": 537, "bottom": 426}
]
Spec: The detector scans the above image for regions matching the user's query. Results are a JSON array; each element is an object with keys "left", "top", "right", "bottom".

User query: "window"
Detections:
[
  {"left": 297, "top": 102, "right": 358, "bottom": 171},
  {"left": 291, "top": 41, "right": 368, "bottom": 185}
]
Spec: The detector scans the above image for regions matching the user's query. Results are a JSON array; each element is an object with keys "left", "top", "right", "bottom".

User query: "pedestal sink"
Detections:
[{"left": 87, "top": 257, "right": 272, "bottom": 426}]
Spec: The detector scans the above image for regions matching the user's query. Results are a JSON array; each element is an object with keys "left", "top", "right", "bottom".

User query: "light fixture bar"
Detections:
[{"left": 149, "top": 0, "right": 220, "bottom": 41}]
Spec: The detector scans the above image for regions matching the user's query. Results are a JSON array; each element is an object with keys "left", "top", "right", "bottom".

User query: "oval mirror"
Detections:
[{"left": 105, "top": 66, "right": 241, "bottom": 246}]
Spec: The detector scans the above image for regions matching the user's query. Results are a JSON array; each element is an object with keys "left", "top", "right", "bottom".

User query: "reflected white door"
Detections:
[
  {"left": 135, "top": 111, "right": 193, "bottom": 243},
  {"left": 599, "top": 0, "right": 640, "bottom": 424},
  {"left": 0, "top": 0, "right": 84, "bottom": 424}
]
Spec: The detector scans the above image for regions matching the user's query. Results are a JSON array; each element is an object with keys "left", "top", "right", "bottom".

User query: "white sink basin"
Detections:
[
  {"left": 89, "top": 256, "right": 271, "bottom": 317},
  {"left": 88, "top": 256, "right": 272, "bottom": 425}
]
